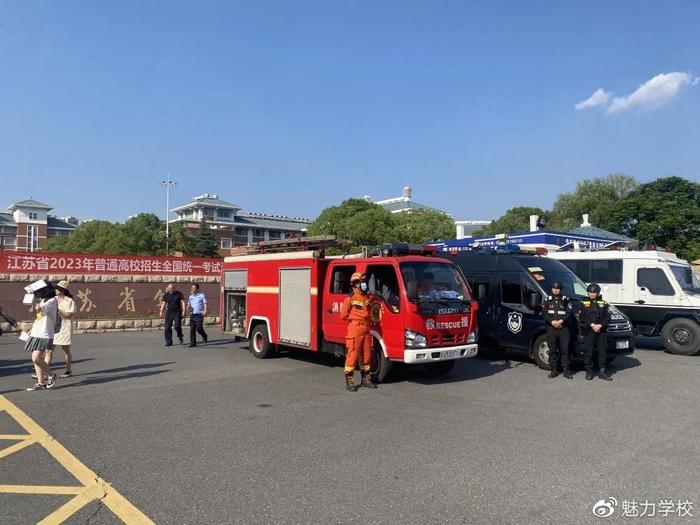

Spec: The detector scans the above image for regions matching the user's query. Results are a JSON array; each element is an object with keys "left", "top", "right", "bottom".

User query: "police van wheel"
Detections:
[
  {"left": 661, "top": 319, "right": 700, "bottom": 356},
  {"left": 249, "top": 324, "right": 275, "bottom": 359},
  {"left": 532, "top": 335, "right": 552, "bottom": 370},
  {"left": 371, "top": 340, "right": 394, "bottom": 383}
]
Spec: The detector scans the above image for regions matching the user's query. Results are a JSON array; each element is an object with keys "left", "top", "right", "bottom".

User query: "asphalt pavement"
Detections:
[{"left": 1, "top": 330, "right": 699, "bottom": 524}]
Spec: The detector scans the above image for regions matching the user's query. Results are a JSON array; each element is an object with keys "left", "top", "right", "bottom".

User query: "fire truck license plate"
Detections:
[
  {"left": 442, "top": 349, "right": 460, "bottom": 359},
  {"left": 616, "top": 341, "right": 629, "bottom": 349}
]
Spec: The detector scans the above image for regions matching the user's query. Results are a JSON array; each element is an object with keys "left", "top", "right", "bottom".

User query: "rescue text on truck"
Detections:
[{"left": 220, "top": 238, "right": 479, "bottom": 382}]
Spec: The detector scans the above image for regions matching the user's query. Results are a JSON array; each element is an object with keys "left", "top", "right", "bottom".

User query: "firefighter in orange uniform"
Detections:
[{"left": 340, "top": 272, "right": 378, "bottom": 391}]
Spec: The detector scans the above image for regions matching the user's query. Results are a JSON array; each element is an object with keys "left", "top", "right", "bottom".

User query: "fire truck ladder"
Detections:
[{"left": 230, "top": 235, "right": 352, "bottom": 255}]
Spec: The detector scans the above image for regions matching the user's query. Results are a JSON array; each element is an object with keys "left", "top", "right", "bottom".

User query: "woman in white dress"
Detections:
[{"left": 47, "top": 280, "right": 76, "bottom": 377}]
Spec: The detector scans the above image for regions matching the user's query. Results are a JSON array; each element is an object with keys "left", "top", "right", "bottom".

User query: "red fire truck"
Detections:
[{"left": 220, "top": 239, "right": 478, "bottom": 381}]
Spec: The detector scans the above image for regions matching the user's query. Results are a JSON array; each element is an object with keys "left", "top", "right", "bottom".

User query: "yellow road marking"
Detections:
[
  {"left": 0, "top": 394, "right": 154, "bottom": 524},
  {"left": 38, "top": 484, "right": 106, "bottom": 525},
  {"left": 0, "top": 434, "right": 32, "bottom": 440},
  {"left": 0, "top": 437, "right": 37, "bottom": 459},
  {"left": 0, "top": 484, "right": 83, "bottom": 495}
]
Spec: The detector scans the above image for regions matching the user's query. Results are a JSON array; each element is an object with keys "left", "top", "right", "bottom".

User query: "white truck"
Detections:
[{"left": 548, "top": 250, "right": 700, "bottom": 356}]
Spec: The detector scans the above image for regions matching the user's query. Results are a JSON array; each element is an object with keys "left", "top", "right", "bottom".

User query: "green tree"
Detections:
[
  {"left": 474, "top": 206, "right": 547, "bottom": 235},
  {"left": 118, "top": 213, "right": 166, "bottom": 255},
  {"left": 308, "top": 199, "right": 396, "bottom": 248},
  {"left": 47, "top": 220, "right": 122, "bottom": 254},
  {"left": 603, "top": 176, "right": 700, "bottom": 261},
  {"left": 168, "top": 221, "right": 197, "bottom": 256},
  {"left": 549, "top": 173, "right": 638, "bottom": 230},
  {"left": 393, "top": 209, "right": 455, "bottom": 243},
  {"left": 191, "top": 219, "right": 219, "bottom": 257}
]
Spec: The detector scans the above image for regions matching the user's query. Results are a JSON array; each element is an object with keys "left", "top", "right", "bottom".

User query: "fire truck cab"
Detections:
[{"left": 221, "top": 242, "right": 478, "bottom": 381}]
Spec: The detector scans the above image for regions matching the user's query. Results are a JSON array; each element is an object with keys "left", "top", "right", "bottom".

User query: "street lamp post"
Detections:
[{"left": 160, "top": 174, "right": 177, "bottom": 255}]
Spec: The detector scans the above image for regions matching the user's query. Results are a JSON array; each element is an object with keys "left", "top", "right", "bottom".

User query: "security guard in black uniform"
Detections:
[
  {"left": 542, "top": 282, "right": 573, "bottom": 379},
  {"left": 578, "top": 283, "right": 612, "bottom": 381}
]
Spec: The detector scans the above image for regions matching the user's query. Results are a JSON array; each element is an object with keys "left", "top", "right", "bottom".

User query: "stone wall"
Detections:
[{"left": 0, "top": 272, "right": 222, "bottom": 334}]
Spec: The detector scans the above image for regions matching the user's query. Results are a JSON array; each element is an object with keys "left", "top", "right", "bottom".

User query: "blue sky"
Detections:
[{"left": 1, "top": 1, "right": 699, "bottom": 223}]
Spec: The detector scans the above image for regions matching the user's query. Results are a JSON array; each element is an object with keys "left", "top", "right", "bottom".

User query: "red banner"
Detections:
[{"left": 0, "top": 251, "right": 222, "bottom": 276}]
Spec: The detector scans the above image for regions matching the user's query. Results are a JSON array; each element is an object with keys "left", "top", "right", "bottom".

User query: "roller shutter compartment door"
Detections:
[
  {"left": 224, "top": 270, "right": 247, "bottom": 290},
  {"left": 279, "top": 268, "right": 311, "bottom": 346}
]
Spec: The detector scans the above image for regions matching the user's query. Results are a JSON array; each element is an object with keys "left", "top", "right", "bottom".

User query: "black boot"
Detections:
[
  {"left": 563, "top": 369, "right": 573, "bottom": 379},
  {"left": 361, "top": 372, "right": 377, "bottom": 389},
  {"left": 598, "top": 370, "right": 613, "bottom": 381},
  {"left": 548, "top": 369, "right": 560, "bottom": 379},
  {"left": 345, "top": 374, "right": 358, "bottom": 392},
  {"left": 585, "top": 370, "right": 594, "bottom": 380}
]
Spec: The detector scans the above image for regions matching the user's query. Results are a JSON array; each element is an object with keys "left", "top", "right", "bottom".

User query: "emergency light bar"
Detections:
[
  {"left": 494, "top": 244, "right": 521, "bottom": 254},
  {"left": 450, "top": 244, "right": 548, "bottom": 256}
]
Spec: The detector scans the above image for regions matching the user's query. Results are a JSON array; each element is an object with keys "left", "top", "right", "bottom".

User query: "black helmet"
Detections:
[
  {"left": 551, "top": 281, "right": 563, "bottom": 290},
  {"left": 587, "top": 283, "right": 601, "bottom": 294}
]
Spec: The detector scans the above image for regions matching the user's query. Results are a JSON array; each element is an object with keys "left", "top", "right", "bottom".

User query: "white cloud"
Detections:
[
  {"left": 607, "top": 72, "right": 698, "bottom": 113},
  {"left": 575, "top": 88, "right": 611, "bottom": 110}
]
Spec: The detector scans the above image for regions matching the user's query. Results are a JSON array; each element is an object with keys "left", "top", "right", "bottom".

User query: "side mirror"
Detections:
[
  {"left": 529, "top": 292, "right": 541, "bottom": 311},
  {"left": 406, "top": 281, "right": 418, "bottom": 301},
  {"left": 478, "top": 284, "right": 487, "bottom": 301}
]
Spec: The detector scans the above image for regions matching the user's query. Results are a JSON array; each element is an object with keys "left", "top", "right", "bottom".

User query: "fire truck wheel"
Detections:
[
  {"left": 661, "top": 318, "right": 700, "bottom": 356},
  {"left": 249, "top": 324, "right": 275, "bottom": 359},
  {"left": 532, "top": 335, "right": 552, "bottom": 371},
  {"left": 425, "top": 360, "right": 455, "bottom": 375},
  {"left": 371, "top": 340, "right": 394, "bottom": 383}
]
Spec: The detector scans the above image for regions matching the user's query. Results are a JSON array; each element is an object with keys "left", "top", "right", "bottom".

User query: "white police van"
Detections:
[{"left": 548, "top": 250, "right": 700, "bottom": 356}]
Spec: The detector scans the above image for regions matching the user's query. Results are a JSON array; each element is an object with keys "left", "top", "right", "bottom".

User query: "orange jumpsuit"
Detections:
[{"left": 340, "top": 291, "right": 372, "bottom": 375}]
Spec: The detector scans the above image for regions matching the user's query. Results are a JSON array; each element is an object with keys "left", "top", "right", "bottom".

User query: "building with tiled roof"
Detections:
[
  {"left": 0, "top": 199, "right": 78, "bottom": 252},
  {"left": 567, "top": 224, "right": 635, "bottom": 242},
  {"left": 368, "top": 186, "right": 451, "bottom": 216},
  {"left": 170, "top": 193, "right": 312, "bottom": 254},
  {"left": 366, "top": 186, "right": 492, "bottom": 240}
]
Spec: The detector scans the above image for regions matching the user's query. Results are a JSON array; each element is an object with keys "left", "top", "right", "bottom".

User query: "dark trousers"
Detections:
[
  {"left": 164, "top": 311, "right": 183, "bottom": 345},
  {"left": 189, "top": 313, "right": 207, "bottom": 345},
  {"left": 583, "top": 331, "right": 608, "bottom": 371},
  {"left": 547, "top": 326, "right": 570, "bottom": 371}
]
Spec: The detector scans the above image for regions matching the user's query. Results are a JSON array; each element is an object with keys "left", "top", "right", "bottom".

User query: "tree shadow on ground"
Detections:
[
  {"left": 199, "top": 338, "right": 239, "bottom": 347},
  {"left": 89, "top": 362, "right": 175, "bottom": 375},
  {"left": 0, "top": 361, "right": 172, "bottom": 393},
  {"left": 0, "top": 358, "right": 96, "bottom": 378},
  {"left": 57, "top": 369, "right": 170, "bottom": 389}
]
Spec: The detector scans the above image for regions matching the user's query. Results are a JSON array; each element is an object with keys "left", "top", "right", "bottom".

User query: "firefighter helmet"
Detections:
[
  {"left": 551, "top": 281, "right": 563, "bottom": 290},
  {"left": 587, "top": 283, "right": 601, "bottom": 294},
  {"left": 350, "top": 272, "right": 365, "bottom": 283}
]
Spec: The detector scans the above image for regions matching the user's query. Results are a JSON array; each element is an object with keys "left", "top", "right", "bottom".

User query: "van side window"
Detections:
[
  {"left": 501, "top": 273, "right": 522, "bottom": 305},
  {"left": 637, "top": 268, "right": 675, "bottom": 296},
  {"left": 330, "top": 265, "right": 356, "bottom": 294},
  {"left": 467, "top": 275, "right": 490, "bottom": 301},
  {"left": 591, "top": 260, "right": 622, "bottom": 284},
  {"left": 520, "top": 278, "right": 541, "bottom": 312},
  {"left": 365, "top": 264, "right": 401, "bottom": 311},
  {"left": 562, "top": 260, "right": 590, "bottom": 281}
]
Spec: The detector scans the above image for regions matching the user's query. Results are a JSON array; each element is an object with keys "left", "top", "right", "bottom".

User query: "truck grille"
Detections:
[{"left": 430, "top": 333, "right": 466, "bottom": 346}]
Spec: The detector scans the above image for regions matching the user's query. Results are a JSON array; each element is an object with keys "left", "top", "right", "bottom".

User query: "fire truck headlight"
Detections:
[
  {"left": 467, "top": 331, "right": 477, "bottom": 344},
  {"left": 405, "top": 329, "right": 427, "bottom": 349}
]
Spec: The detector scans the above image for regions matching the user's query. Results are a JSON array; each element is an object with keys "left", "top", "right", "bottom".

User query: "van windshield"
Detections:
[
  {"left": 533, "top": 272, "right": 589, "bottom": 299},
  {"left": 669, "top": 264, "right": 700, "bottom": 292},
  {"left": 399, "top": 261, "right": 471, "bottom": 304},
  {"left": 511, "top": 257, "right": 589, "bottom": 299}
]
